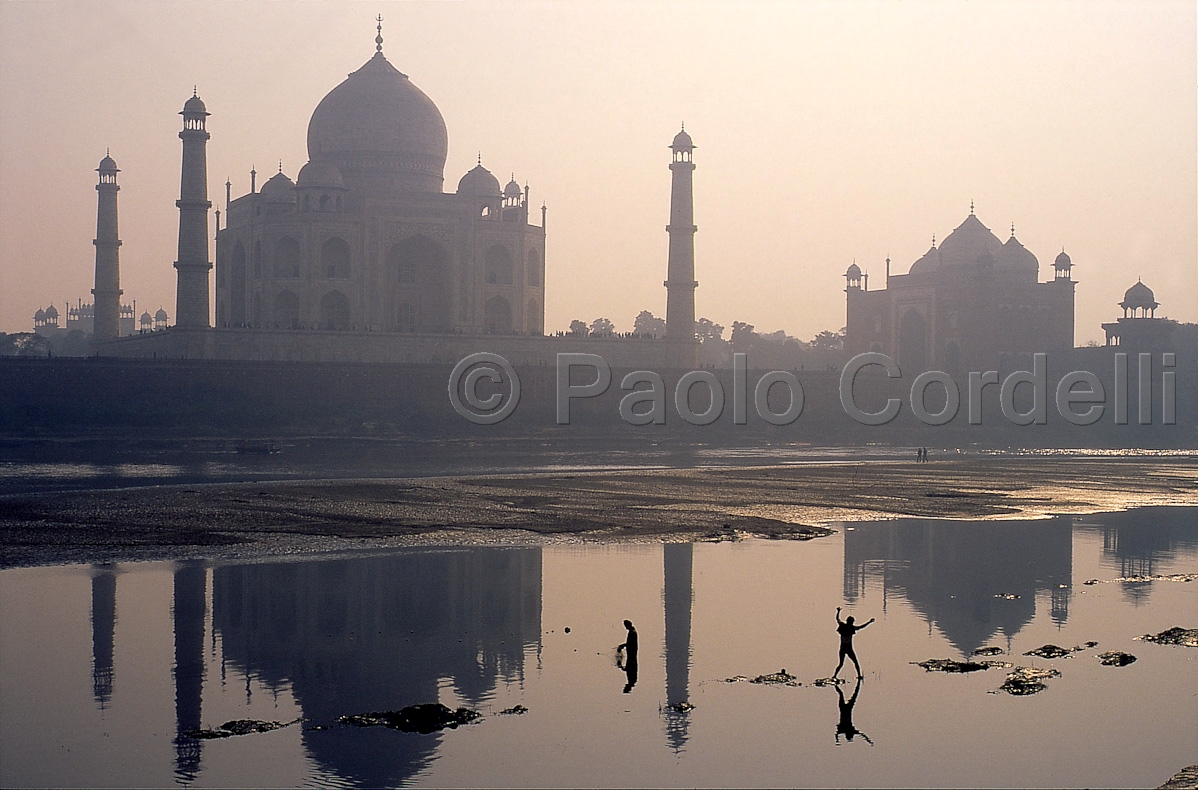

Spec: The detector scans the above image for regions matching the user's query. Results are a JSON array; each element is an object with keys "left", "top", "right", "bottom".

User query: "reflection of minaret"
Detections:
[
  {"left": 663, "top": 543, "right": 693, "bottom": 752},
  {"left": 90, "top": 566, "right": 117, "bottom": 708},
  {"left": 172, "top": 562, "right": 207, "bottom": 782}
]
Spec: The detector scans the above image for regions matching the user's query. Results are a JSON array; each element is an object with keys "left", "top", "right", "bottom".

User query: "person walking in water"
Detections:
[
  {"left": 833, "top": 607, "right": 875, "bottom": 679},
  {"left": 616, "top": 620, "right": 639, "bottom": 693}
]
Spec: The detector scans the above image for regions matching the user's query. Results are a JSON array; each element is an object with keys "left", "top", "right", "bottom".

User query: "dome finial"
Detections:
[
  {"left": 376, "top": 14, "right": 384, "bottom": 53},
  {"left": 193, "top": 85, "right": 197, "bottom": 98},
  {"left": 970, "top": 199, "right": 975, "bottom": 215},
  {"left": 278, "top": 159, "right": 282, "bottom": 174},
  {"left": 681, "top": 121, "right": 685, "bottom": 131},
  {"left": 1010, "top": 222, "right": 1015, "bottom": 237},
  {"left": 932, "top": 233, "right": 936, "bottom": 247},
  {"left": 477, "top": 151, "right": 482, "bottom": 166}
]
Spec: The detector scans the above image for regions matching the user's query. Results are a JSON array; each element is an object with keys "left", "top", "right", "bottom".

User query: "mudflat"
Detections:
[{"left": 1, "top": 456, "right": 1195, "bottom": 568}]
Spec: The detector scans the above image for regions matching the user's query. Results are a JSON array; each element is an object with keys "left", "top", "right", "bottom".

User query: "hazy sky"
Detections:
[{"left": 1, "top": 0, "right": 1194, "bottom": 343}]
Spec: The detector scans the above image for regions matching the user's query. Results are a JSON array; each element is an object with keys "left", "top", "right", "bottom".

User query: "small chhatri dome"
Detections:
[
  {"left": 1055, "top": 249, "right": 1072, "bottom": 268},
  {"left": 34, "top": 308, "right": 46, "bottom": 321},
  {"left": 140, "top": 311, "right": 153, "bottom": 324},
  {"left": 45, "top": 305, "right": 59, "bottom": 319},
  {"left": 97, "top": 153, "right": 118, "bottom": 172},
  {"left": 457, "top": 163, "right": 501, "bottom": 196},
  {"left": 297, "top": 160, "right": 344, "bottom": 188},
  {"left": 845, "top": 262, "right": 862, "bottom": 278},
  {"left": 504, "top": 177, "right": 522, "bottom": 198},
  {"left": 1121, "top": 280, "right": 1158, "bottom": 310},
  {"left": 155, "top": 308, "right": 169, "bottom": 321},
  {"left": 182, "top": 91, "right": 209, "bottom": 116},
  {"left": 671, "top": 126, "right": 694, "bottom": 151},
  {"left": 260, "top": 171, "right": 295, "bottom": 202}
]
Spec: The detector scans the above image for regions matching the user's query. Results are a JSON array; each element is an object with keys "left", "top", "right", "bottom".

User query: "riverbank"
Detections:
[{"left": 2, "top": 456, "right": 1195, "bottom": 567}]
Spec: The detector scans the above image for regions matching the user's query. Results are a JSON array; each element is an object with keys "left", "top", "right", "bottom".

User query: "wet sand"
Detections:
[{"left": 1, "top": 456, "right": 1195, "bottom": 567}]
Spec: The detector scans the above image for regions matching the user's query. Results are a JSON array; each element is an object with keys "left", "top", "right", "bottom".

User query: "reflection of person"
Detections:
[
  {"left": 833, "top": 607, "right": 874, "bottom": 679},
  {"left": 616, "top": 620, "right": 639, "bottom": 693},
  {"left": 835, "top": 677, "right": 873, "bottom": 745}
]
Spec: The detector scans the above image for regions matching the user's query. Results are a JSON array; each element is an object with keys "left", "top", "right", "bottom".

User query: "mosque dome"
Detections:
[
  {"left": 140, "top": 311, "right": 153, "bottom": 324},
  {"left": 182, "top": 94, "right": 208, "bottom": 115},
  {"left": 297, "top": 160, "right": 344, "bottom": 188},
  {"left": 845, "top": 263, "right": 862, "bottom": 278},
  {"left": 306, "top": 51, "right": 448, "bottom": 194},
  {"left": 671, "top": 127, "right": 694, "bottom": 150},
  {"left": 260, "top": 171, "right": 295, "bottom": 202},
  {"left": 998, "top": 235, "right": 1038, "bottom": 274},
  {"left": 45, "top": 305, "right": 59, "bottom": 319},
  {"left": 155, "top": 308, "right": 169, "bottom": 321},
  {"left": 457, "top": 164, "right": 501, "bottom": 197},
  {"left": 34, "top": 308, "right": 45, "bottom": 321},
  {"left": 97, "top": 154, "right": 118, "bottom": 172},
  {"left": 936, "top": 214, "right": 1004, "bottom": 268},
  {"left": 504, "top": 178, "right": 522, "bottom": 198},
  {"left": 908, "top": 244, "right": 940, "bottom": 274},
  {"left": 1121, "top": 280, "right": 1158, "bottom": 310},
  {"left": 1055, "top": 250, "right": 1072, "bottom": 268}
]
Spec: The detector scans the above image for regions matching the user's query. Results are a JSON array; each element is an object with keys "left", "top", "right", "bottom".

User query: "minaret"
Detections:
[
  {"left": 173, "top": 90, "right": 212, "bottom": 328},
  {"left": 665, "top": 126, "right": 697, "bottom": 343},
  {"left": 92, "top": 152, "right": 122, "bottom": 342}
]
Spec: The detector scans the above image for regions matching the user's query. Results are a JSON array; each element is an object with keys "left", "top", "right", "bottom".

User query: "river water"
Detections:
[{"left": 1, "top": 506, "right": 1195, "bottom": 788}]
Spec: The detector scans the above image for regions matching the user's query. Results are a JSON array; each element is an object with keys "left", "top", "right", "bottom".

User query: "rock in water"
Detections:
[
  {"left": 1158, "top": 764, "right": 1198, "bottom": 790},
  {"left": 498, "top": 705, "right": 529, "bottom": 715},
  {"left": 1135, "top": 627, "right": 1198, "bottom": 648},
  {"left": 749, "top": 669, "right": 799, "bottom": 686},
  {"left": 339, "top": 704, "right": 481, "bottom": 733},
  {"left": 999, "top": 666, "right": 1061, "bottom": 696},
  {"left": 1097, "top": 651, "right": 1137, "bottom": 667},
  {"left": 913, "top": 658, "right": 990, "bottom": 673},
  {"left": 1023, "top": 643, "right": 1095, "bottom": 658},
  {"left": 972, "top": 646, "right": 1004, "bottom": 656},
  {"left": 184, "top": 719, "right": 292, "bottom": 739}
]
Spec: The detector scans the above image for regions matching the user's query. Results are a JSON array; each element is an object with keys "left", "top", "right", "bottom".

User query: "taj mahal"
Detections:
[
  {"left": 94, "top": 21, "right": 700, "bottom": 369},
  {"left": 50, "top": 21, "right": 1182, "bottom": 371}
]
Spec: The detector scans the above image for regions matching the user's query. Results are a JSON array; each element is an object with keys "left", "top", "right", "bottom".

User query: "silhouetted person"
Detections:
[
  {"left": 835, "top": 677, "right": 873, "bottom": 745},
  {"left": 833, "top": 607, "right": 874, "bottom": 679},
  {"left": 617, "top": 619, "right": 639, "bottom": 693}
]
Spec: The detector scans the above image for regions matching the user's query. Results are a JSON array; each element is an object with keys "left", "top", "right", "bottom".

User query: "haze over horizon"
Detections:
[{"left": 1, "top": 0, "right": 1194, "bottom": 345}]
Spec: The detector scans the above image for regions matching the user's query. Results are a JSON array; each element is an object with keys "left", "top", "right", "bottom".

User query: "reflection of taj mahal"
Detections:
[{"left": 97, "top": 22, "right": 700, "bottom": 368}]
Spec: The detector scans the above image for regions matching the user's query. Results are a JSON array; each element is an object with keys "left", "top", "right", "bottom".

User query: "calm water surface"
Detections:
[{"left": 2, "top": 507, "right": 1196, "bottom": 788}]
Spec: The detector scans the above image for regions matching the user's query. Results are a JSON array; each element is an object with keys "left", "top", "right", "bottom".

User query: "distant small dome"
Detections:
[
  {"left": 504, "top": 178, "right": 522, "bottom": 198},
  {"left": 1055, "top": 250, "right": 1072, "bottom": 268},
  {"left": 998, "top": 235, "right": 1038, "bottom": 273},
  {"left": 297, "top": 160, "right": 344, "bottom": 188},
  {"left": 845, "top": 263, "right": 862, "bottom": 278},
  {"left": 671, "top": 127, "right": 694, "bottom": 150},
  {"left": 182, "top": 93, "right": 208, "bottom": 115},
  {"left": 1121, "top": 280, "right": 1158, "bottom": 310},
  {"left": 140, "top": 311, "right": 153, "bottom": 324},
  {"left": 97, "top": 154, "right": 118, "bottom": 172},
  {"left": 260, "top": 171, "right": 295, "bottom": 202},
  {"left": 457, "top": 164, "right": 500, "bottom": 197},
  {"left": 909, "top": 245, "right": 940, "bottom": 274},
  {"left": 45, "top": 305, "right": 59, "bottom": 318},
  {"left": 34, "top": 308, "right": 45, "bottom": 321},
  {"left": 155, "top": 308, "right": 169, "bottom": 321}
]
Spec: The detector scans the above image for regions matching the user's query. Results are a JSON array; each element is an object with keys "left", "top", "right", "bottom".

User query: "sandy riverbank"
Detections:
[{"left": 2, "top": 456, "right": 1195, "bottom": 568}]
